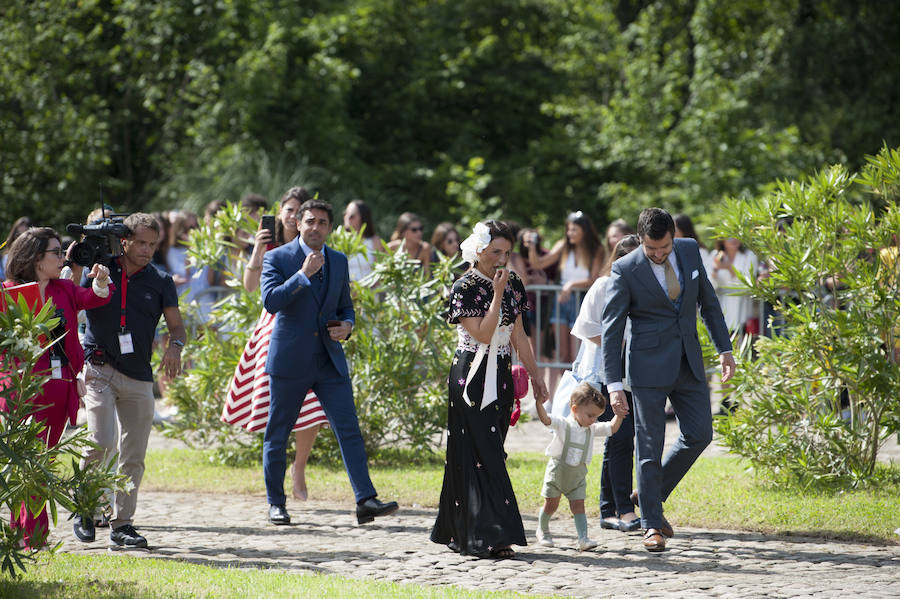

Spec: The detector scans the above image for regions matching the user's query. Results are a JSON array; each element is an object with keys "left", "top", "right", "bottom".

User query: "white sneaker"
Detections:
[
  {"left": 577, "top": 537, "right": 599, "bottom": 552},
  {"left": 536, "top": 528, "right": 554, "bottom": 547}
]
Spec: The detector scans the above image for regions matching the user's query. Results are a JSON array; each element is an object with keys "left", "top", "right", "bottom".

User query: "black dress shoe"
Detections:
[
  {"left": 356, "top": 497, "right": 399, "bottom": 524},
  {"left": 269, "top": 504, "right": 290, "bottom": 525},
  {"left": 600, "top": 517, "right": 622, "bottom": 530},
  {"left": 73, "top": 514, "right": 95, "bottom": 542},
  {"left": 618, "top": 517, "right": 642, "bottom": 532}
]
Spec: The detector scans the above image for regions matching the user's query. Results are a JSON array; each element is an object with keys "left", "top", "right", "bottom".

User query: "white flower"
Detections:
[{"left": 460, "top": 222, "right": 492, "bottom": 264}]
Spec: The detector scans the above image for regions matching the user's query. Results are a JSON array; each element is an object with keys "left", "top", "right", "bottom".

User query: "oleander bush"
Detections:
[
  {"left": 0, "top": 293, "right": 127, "bottom": 576},
  {"left": 714, "top": 144, "right": 900, "bottom": 488}
]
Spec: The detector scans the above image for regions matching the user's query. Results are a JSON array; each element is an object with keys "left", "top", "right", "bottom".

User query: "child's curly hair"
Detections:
[{"left": 569, "top": 381, "right": 607, "bottom": 412}]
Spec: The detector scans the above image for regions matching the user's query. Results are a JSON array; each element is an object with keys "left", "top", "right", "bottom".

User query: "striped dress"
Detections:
[{"left": 221, "top": 309, "right": 329, "bottom": 432}]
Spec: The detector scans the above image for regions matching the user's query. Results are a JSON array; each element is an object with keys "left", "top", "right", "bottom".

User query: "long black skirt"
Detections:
[{"left": 430, "top": 351, "right": 526, "bottom": 556}]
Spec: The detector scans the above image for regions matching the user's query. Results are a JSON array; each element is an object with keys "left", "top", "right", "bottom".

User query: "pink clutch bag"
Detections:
[{"left": 509, "top": 365, "right": 529, "bottom": 426}]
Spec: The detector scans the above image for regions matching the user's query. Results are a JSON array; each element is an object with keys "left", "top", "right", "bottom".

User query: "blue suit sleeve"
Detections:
[
  {"left": 601, "top": 261, "right": 630, "bottom": 385},
  {"left": 261, "top": 251, "right": 310, "bottom": 314}
]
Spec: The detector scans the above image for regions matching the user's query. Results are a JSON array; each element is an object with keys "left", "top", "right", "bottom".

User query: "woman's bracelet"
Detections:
[{"left": 246, "top": 264, "right": 262, "bottom": 271}]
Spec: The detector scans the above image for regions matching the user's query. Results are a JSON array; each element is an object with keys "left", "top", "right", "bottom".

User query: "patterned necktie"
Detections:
[
  {"left": 664, "top": 259, "right": 680, "bottom": 301},
  {"left": 313, "top": 267, "right": 324, "bottom": 283}
]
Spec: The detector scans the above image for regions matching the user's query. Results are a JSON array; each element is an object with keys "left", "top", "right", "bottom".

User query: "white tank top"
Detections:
[
  {"left": 347, "top": 236, "right": 379, "bottom": 282},
  {"left": 560, "top": 250, "right": 589, "bottom": 285}
]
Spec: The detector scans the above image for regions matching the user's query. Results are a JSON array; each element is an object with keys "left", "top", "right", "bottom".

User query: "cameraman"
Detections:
[{"left": 74, "top": 213, "right": 186, "bottom": 549}]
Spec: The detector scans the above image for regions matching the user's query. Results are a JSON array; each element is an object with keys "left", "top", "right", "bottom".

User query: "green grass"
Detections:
[
  {"left": 138, "top": 448, "right": 900, "bottom": 544},
  {"left": 0, "top": 553, "right": 539, "bottom": 599}
]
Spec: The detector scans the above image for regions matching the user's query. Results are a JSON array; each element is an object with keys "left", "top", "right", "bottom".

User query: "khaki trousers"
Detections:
[{"left": 81, "top": 362, "right": 155, "bottom": 529}]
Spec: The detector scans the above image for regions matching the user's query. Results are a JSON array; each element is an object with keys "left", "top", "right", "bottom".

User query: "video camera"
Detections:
[{"left": 66, "top": 207, "right": 131, "bottom": 268}]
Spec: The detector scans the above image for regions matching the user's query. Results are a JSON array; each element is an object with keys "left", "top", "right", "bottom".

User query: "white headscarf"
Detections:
[{"left": 459, "top": 222, "right": 491, "bottom": 265}]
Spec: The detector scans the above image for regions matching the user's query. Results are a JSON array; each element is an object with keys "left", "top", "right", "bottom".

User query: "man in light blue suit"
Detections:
[
  {"left": 261, "top": 196, "right": 398, "bottom": 526},
  {"left": 602, "top": 208, "right": 735, "bottom": 552}
]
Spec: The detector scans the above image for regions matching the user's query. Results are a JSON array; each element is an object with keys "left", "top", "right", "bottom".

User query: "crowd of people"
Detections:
[{"left": 1, "top": 194, "right": 770, "bottom": 556}]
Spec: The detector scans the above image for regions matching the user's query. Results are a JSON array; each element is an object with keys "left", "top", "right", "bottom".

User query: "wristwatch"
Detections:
[{"left": 171, "top": 339, "right": 185, "bottom": 349}]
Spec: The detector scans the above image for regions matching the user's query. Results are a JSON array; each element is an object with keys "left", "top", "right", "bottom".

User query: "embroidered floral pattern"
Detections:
[{"left": 447, "top": 270, "right": 530, "bottom": 356}]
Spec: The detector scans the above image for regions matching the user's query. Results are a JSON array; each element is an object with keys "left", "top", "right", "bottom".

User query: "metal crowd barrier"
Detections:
[
  {"left": 523, "top": 284, "right": 585, "bottom": 370},
  {"left": 523, "top": 284, "right": 770, "bottom": 371}
]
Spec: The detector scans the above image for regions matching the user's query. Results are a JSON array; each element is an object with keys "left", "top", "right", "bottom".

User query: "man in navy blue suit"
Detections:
[{"left": 260, "top": 195, "right": 398, "bottom": 525}]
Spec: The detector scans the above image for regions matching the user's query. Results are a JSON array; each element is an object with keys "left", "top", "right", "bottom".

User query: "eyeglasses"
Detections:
[{"left": 44, "top": 247, "right": 64, "bottom": 258}]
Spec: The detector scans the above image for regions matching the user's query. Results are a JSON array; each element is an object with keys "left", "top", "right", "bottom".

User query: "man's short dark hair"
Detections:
[
  {"left": 637, "top": 208, "right": 675, "bottom": 241},
  {"left": 123, "top": 213, "right": 160, "bottom": 238},
  {"left": 299, "top": 198, "right": 333, "bottom": 226}
]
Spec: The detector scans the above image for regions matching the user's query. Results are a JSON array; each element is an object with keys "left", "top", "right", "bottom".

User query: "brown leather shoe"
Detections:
[
  {"left": 629, "top": 490, "right": 639, "bottom": 507},
  {"left": 660, "top": 517, "right": 674, "bottom": 538},
  {"left": 643, "top": 529, "right": 666, "bottom": 552}
]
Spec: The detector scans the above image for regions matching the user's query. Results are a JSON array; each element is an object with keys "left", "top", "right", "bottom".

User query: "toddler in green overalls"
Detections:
[{"left": 535, "top": 381, "right": 624, "bottom": 551}]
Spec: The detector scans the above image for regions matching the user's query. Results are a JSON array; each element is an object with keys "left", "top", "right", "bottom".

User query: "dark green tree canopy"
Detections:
[{"left": 2, "top": 0, "right": 898, "bottom": 238}]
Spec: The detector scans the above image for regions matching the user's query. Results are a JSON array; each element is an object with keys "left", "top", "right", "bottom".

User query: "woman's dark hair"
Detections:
[
  {"left": 673, "top": 213, "right": 706, "bottom": 249},
  {"left": 2, "top": 216, "right": 32, "bottom": 254},
  {"left": 347, "top": 199, "right": 377, "bottom": 239},
  {"left": 564, "top": 210, "right": 603, "bottom": 270},
  {"left": 391, "top": 212, "right": 422, "bottom": 242},
  {"left": 5, "top": 227, "right": 59, "bottom": 284},
  {"left": 151, "top": 212, "right": 171, "bottom": 267},
  {"left": 431, "top": 222, "right": 459, "bottom": 255},
  {"left": 637, "top": 207, "right": 675, "bottom": 240},
  {"left": 604, "top": 218, "right": 634, "bottom": 252},
  {"left": 204, "top": 199, "right": 227, "bottom": 220},
  {"left": 240, "top": 193, "right": 268, "bottom": 215},
  {"left": 714, "top": 238, "right": 746, "bottom": 253},
  {"left": 516, "top": 228, "right": 541, "bottom": 258},
  {"left": 276, "top": 187, "right": 312, "bottom": 245},
  {"left": 168, "top": 210, "right": 196, "bottom": 248},
  {"left": 613, "top": 234, "right": 641, "bottom": 260},
  {"left": 483, "top": 219, "right": 515, "bottom": 245}
]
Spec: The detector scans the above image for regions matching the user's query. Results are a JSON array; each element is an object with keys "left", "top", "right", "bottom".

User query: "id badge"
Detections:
[
  {"left": 51, "top": 358, "right": 63, "bottom": 380},
  {"left": 118, "top": 332, "right": 135, "bottom": 355}
]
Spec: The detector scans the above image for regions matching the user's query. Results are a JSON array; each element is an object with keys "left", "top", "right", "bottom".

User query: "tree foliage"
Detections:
[
  {"left": 714, "top": 144, "right": 900, "bottom": 488},
  {"left": 3, "top": 1, "right": 900, "bottom": 242},
  {"left": 0, "top": 293, "right": 128, "bottom": 576}
]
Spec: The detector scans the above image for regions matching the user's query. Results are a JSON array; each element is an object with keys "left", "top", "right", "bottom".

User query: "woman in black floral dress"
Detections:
[{"left": 431, "top": 220, "right": 549, "bottom": 558}]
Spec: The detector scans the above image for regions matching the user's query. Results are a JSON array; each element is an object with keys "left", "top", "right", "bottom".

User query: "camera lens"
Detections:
[{"left": 70, "top": 240, "right": 98, "bottom": 267}]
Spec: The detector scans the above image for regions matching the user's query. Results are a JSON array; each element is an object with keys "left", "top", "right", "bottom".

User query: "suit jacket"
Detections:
[
  {"left": 601, "top": 237, "right": 731, "bottom": 389},
  {"left": 261, "top": 239, "right": 355, "bottom": 379}
]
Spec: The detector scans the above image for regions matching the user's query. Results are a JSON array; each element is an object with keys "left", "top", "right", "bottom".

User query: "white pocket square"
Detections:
[{"left": 691, "top": 269, "right": 699, "bottom": 280}]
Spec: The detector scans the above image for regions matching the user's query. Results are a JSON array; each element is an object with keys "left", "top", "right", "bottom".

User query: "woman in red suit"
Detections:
[{"left": 2, "top": 226, "right": 111, "bottom": 548}]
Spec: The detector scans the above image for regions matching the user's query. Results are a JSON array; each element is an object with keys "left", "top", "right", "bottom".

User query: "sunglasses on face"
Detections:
[{"left": 408, "top": 226, "right": 423, "bottom": 233}]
